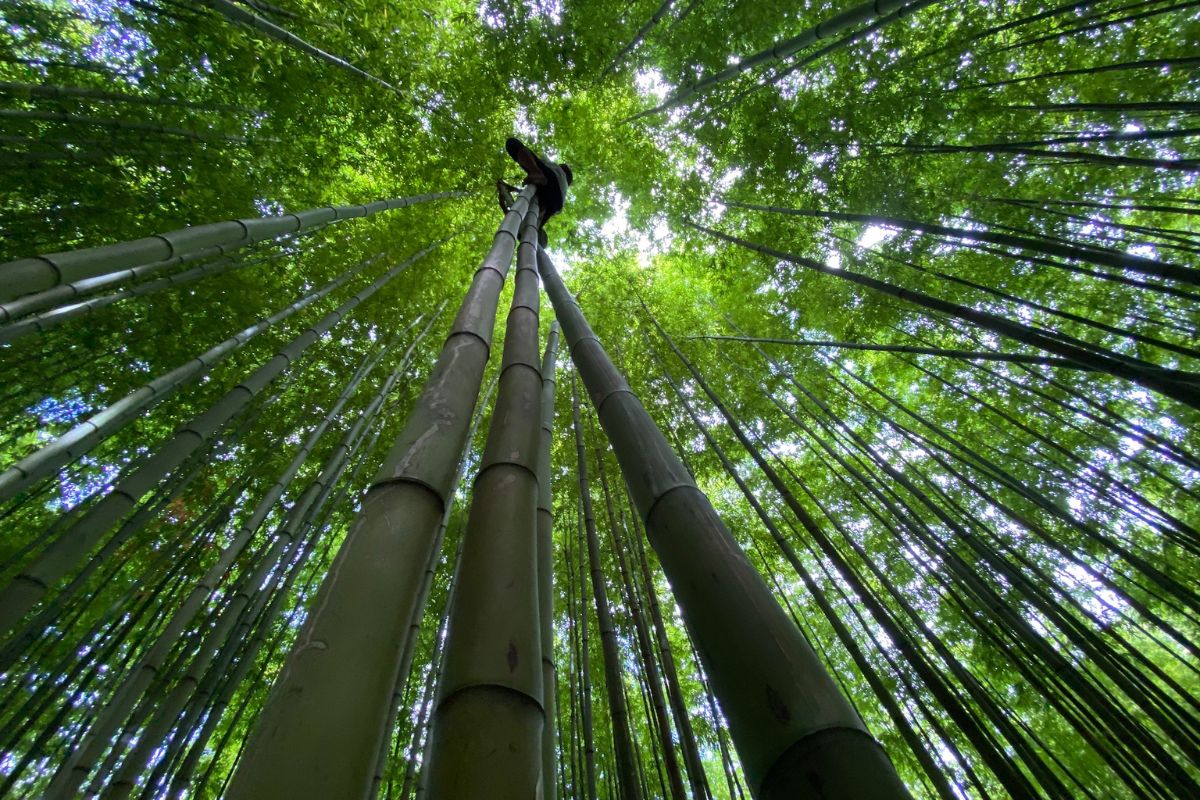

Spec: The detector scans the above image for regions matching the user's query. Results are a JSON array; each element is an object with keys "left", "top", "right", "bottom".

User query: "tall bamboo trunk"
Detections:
[
  {"left": 0, "top": 238, "right": 450, "bottom": 637},
  {"left": 224, "top": 186, "right": 537, "bottom": 799},
  {"left": 0, "top": 191, "right": 460, "bottom": 305},
  {"left": 374, "top": 374, "right": 497, "bottom": 799},
  {"left": 576, "top": 499, "right": 600, "bottom": 800},
  {"left": 538, "top": 322, "right": 562, "bottom": 800},
  {"left": 623, "top": 492, "right": 712, "bottom": 800},
  {"left": 40, "top": 326, "right": 428, "bottom": 798},
  {"left": 537, "top": 247, "right": 912, "bottom": 799},
  {"left": 593, "top": 447, "right": 687, "bottom": 800},
  {"left": 423, "top": 200, "right": 546, "bottom": 797},
  {"left": 571, "top": 376, "right": 642, "bottom": 800}
]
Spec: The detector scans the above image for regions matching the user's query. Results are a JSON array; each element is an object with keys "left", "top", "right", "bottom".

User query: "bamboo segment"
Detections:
[
  {"left": 424, "top": 200, "right": 546, "bottom": 799},
  {"left": 0, "top": 239, "right": 449, "bottom": 637},
  {"left": 538, "top": 321, "right": 561, "bottom": 800},
  {"left": 594, "top": 447, "right": 686, "bottom": 800},
  {"left": 624, "top": 491, "right": 712, "bottom": 800},
  {"left": 690, "top": 222, "right": 1200, "bottom": 410},
  {"left": 371, "top": 374, "right": 495, "bottom": 800},
  {"left": 721, "top": 199, "right": 1200, "bottom": 287},
  {"left": 571, "top": 376, "right": 642, "bottom": 800},
  {"left": 537, "top": 246, "right": 912, "bottom": 798},
  {"left": 0, "top": 255, "right": 377, "bottom": 502},
  {"left": 0, "top": 190, "right": 462, "bottom": 305},
  {"left": 195, "top": 0, "right": 402, "bottom": 94},
  {"left": 224, "top": 186, "right": 536, "bottom": 800},
  {"left": 632, "top": 0, "right": 924, "bottom": 116},
  {"left": 42, "top": 318, "right": 434, "bottom": 799},
  {"left": 97, "top": 351, "right": 409, "bottom": 800}
]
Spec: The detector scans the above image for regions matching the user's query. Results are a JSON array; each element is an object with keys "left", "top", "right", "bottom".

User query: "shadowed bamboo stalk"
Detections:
[
  {"left": 0, "top": 324, "right": 414, "bottom": 677},
  {"left": 631, "top": 0, "right": 925, "bottom": 118},
  {"left": 224, "top": 185, "right": 537, "bottom": 799},
  {"left": 0, "top": 80, "right": 253, "bottom": 112},
  {"left": 195, "top": 0, "right": 402, "bottom": 93},
  {"left": 652, "top": 343, "right": 960, "bottom": 800},
  {"left": 0, "top": 250, "right": 248, "bottom": 342},
  {"left": 537, "top": 245, "right": 912, "bottom": 798},
  {"left": 0, "top": 239, "right": 450, "bottom": 638},
  {"left": 170, "top": 420, "right": 389, "bottom": 798},
  {"left": 605, "top": 0, "right": 675, "bottom": 75},
  {"left": 423, "top": 200, "right": 546, "bottom": 796},
  {"left": 371, "top": 373, "right": 496, "bottom": 799},
  {"left": 0, "top": 107, "right": 254, "bottom": 143},
  {"left": 571, "top": 376, "right": 642, "bottom": 800},
  {"left": 97, "top": 365, "right": 402, "bottom": 800},
  {"left": 686, "top": 334, "right": 1100, "bottom": 368},
  {"left": 0, "top": 190, "right": 462, "bottom": 306},
  {"left": 622, "top": 488, "right": 712, "bottom": 800},
  {"left": 721, "top": 199, "right": 1200, "bottom": 286},
  {"left": 593, "top": 445, "right": 687, "bottom": 800},
  {"left": 538, "top": 321, "right": 562, "bottom": 800},
  {"left": 42, "top": 319, "right": 434, "bottom": 799},
  {"left": 575, "top": 498, "right": 600, "bottom": 800},
  {"left": 0, "top": 255, "right": 379, "bottom": 502},
  {"left": 689, "top": 221, "right": 1200, "bottom": 410}
]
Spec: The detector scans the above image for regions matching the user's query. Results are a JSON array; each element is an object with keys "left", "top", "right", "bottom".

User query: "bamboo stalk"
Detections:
[
  {"left": 0, "top": 239, "right": 450, "bottom": 637},
  {"left": 424, "top": 200, "right": 546, "bottom": 798},
  {"left": 537, "top": 245, "right": 911, "bottom": 797},
  {"left": 223, "top": 186, "right": 537, "bottom": 799},
  {"left": 0, "top": 190, "right": 463, "bottom": 306},
  {"left": 538, "top": 322, "right": 562, "bottom": 800}
]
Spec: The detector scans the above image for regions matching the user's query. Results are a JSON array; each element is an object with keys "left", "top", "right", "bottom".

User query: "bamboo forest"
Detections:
[{"left": 1, "top": 0, "right": 1199, "bottom": 797}]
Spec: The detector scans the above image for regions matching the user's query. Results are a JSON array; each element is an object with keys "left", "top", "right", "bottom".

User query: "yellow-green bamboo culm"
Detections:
[
  {"left": 423, "top": 200, "right": 546, "bottom": 798},
  {"left": 0, "top": 190, "right": 462, "bottom": 306},
  {"left": 536, "top": 246, "right": 914, "bottom": 800},
  {"left": 537, "top": 320, "right": 561, "bottom": 800},
  {"left": 223, "top": 186, "right": 537, "bottom": 800}
]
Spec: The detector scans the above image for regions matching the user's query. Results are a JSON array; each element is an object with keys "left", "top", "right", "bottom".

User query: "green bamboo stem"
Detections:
[
  {"left": 423, "top": 200, "right": 546, "bottom": 798},
  {"left": 538, "top": 321, "right": 562, "bottom": 800},
  {"left": 690, "top": 221, "right": 1200, "bottom": 410},
  {"left": 194, "top": 0, "right": 402, "bottom": 93},
  {"left": 605, "top": 0, "right": 675, "bottom": 75},
  {"left": 223, "top": 186, "right": 536, "bottom": 799},
  {"left": 371, "top": 374, "right": 496, "bottom": 799},
  {"left": 169, "top": 422, "right": 388, "bottom": 798},
  {"left": 0, "top": 239, "right": 449, "bottom": 638},
  {"left": 571, "top": 376, "right": 642, "bottom": 800},
  {"left": 687, "top": 334, "right": 1098, "bottom": 368},
  {"left": 0, "top": 107, "right": 254, "bottom": 143},
  {"left": 0, "top": 230, "right": 331, "bottom": 339},
  {"left": 42, "top": 325, "right": 427, "bottom": 798},
  {"left": 98, "top": 349, "right": 403, "bottom": 799},
  {"left": 537, "top": 245, "right": 910, "bottom": 797},
  {"left": 0, "top": 190, "right": 462, "bottom": 305},
  {"left": 631, "top": 0, "right": 924, "bottom": 117},
  {"left": 575, "top": 499, "right": 600, "bottom": 800},
  {"left": 593, "top": 445, "right": 687, "bottom": 800},
  {"left": 721, "top": 198, "right": 1200, "bottom": 287},
  {"left": 0, "top": 80, "right": 251, "bottom": 112},
  {"left": 622, "top": 490, "right": 712, "bottom": 800},
  {"left": 0, "top": 256, "right": 377, "bottom": 502}
]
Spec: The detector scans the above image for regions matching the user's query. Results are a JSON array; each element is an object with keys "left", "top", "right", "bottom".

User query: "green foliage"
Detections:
[{"left": 1, "top": 0, "right": 1198, "bottom": 797}]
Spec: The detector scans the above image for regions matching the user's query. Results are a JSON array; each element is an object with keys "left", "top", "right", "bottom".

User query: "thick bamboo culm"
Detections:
[
  {"left": 42, "top": 317, "right": 439, "bottom": 799},
  {"left": 0, "top": 238, "right": 452, "bottom": 638},
  {"left": 537, "top": 320, "right": 562, "bottom": 800},
  {"left": 0, "top": 190, "right": 462, "bottom": 305},
  {"left": 0, "top": 254, "right": 379, "bottom": 502},
  {"left": 224, "top": 185, "right": 537, "bottom": 799},
  {"left": 536, "top": 245, "right": 913, "bottom": 799},
  {"left": 424, "top": 199, "right": 546, "bottom": 798}
]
